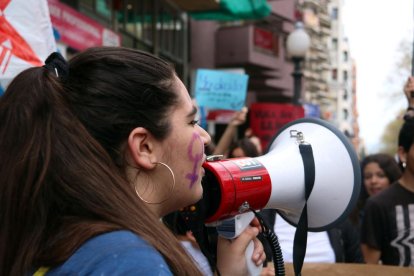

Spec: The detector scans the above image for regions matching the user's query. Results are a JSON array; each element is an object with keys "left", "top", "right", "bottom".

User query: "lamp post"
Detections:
[{"left": 286, "top": 22, "right": 310, "bottom": 105}]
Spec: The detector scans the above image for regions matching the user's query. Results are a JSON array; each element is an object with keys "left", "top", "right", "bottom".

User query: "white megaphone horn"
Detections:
[{"left": 202, "top": 117, "right": 361, "bottom": 228}]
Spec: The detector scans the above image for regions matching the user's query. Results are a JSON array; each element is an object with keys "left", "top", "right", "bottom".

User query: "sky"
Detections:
[{"left": 342, "top": 0, "right": 414, "bottom": 153}]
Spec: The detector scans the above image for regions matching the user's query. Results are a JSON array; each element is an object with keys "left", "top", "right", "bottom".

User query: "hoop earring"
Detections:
[{"left": 135, "top": 162, "right": 175, "bottom": 204}]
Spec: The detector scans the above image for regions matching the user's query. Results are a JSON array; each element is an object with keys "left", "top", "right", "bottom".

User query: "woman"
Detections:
[
  {"left": 0, "top": 48, "right": 265, "bottom": 275},
  {"left": 351, "top": 153, "right": 402, "bottom": 227}
]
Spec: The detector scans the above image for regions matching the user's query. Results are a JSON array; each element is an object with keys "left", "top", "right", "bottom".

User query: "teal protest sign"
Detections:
[{"left": 195, "top": 69, "right": 249, "bottom": 110}]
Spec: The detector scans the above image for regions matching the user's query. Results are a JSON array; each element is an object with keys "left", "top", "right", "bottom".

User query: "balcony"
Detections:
[
  {"left": 216, "top": 25, "right": 284, "bottom": 70},
  {"left": 215, "top": 25, "right": 293, "bottom": 95}
]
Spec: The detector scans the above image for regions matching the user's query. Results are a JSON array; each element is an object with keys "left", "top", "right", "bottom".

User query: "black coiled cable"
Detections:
[{"left": 250, "top": 209, "right": 285, "bottom": 276}]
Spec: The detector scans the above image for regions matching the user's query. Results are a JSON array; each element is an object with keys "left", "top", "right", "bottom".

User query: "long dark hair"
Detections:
[
  {"left": 350, "top": 153, "right": 402, "bottom": 226},
  {"left": 229, "top": 137, "right": 260, "bottom": 158},
  {"left": 0, "top": 47, "right": 202, "bottom": 275}
]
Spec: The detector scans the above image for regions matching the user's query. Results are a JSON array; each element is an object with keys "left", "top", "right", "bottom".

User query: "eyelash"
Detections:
[{"left": 190, "top": 120, "right": 199, "bottom": 126}]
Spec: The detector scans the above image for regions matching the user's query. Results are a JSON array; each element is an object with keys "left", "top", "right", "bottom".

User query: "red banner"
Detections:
[
  {"left": 249, "top": 103, "right": 304, "bottom": 150},
  {"left": 48, "top": 0, "right": 120, "bottom": 51}
]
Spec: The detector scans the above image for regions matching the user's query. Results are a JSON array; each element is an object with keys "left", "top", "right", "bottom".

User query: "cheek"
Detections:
[
  {"left": 378, "top": 179, "right": 390, "bottom": 188},
  {"left": 183, "top": 132, "right": 204, "bottom": 189}
]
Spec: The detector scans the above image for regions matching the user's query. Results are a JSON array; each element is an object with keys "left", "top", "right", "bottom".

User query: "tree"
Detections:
[
  {"left": 379, "top": 111, "right": 404, "bottom": 155},
  {"left": 379, "top": 39, "right": 412, "bottom": 152}
]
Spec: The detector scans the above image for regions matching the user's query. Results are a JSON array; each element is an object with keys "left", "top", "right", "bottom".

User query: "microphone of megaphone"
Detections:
[{"left": 201, "top": 117, "right": 361, "bottom": 230}]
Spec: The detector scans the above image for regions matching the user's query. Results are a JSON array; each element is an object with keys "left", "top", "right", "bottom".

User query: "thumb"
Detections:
[{"left": 233, "top": 225, "right": 260, "bottom": 252}]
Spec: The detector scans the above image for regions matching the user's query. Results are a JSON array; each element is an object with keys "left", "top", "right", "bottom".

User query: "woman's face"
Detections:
[
  {"left": 363, "top": 162, "right": 390, "bottom": 196},
  {"left": 162, "top": 76, "right": 211, "bottom": 209}
]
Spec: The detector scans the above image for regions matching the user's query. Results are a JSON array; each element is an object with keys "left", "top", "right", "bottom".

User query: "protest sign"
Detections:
[{"left": 195, "top": 69, "right": 249, "bottom": 111}]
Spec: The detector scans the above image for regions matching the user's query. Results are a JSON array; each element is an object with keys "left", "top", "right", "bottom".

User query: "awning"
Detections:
[{"left": 190, "top": 0, "right": 271, "bottom": 21}]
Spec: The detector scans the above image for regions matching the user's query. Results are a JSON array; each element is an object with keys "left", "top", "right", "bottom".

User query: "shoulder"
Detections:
[{"left": 48, "top": 230, "right": 172, "bottom": 275}]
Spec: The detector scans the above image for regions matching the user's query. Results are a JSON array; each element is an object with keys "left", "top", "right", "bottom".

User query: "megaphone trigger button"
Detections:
[{"left": 206, "top": 155, "right": 224, "bottom": 162}]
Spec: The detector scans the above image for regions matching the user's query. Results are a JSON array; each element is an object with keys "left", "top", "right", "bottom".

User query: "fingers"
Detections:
[{"left": 252, "top": 237, "right": 266, "bottom": 266}]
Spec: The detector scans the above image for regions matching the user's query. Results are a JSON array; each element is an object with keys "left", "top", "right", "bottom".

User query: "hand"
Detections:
[
  {"left": 229, "top": 107, "right": 248, "bottom": 127},
  {"left": 216, "top": 221, "right": 266, "bottom": 276},
  {"left": 403, "top": 76, "right": 414, "bottom": 107}
]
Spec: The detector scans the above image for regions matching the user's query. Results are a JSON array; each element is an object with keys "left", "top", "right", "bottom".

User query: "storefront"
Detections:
[{"left": 50, "top": 0, "right": 188, "bottom": 81}]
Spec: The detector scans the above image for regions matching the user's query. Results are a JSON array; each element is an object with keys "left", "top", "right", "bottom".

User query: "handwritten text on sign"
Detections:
[
  {"left": 195, "top": 69, "right": 249, "bottom": 110},
  {"left": 250, "top": 103, "right": 304, "bottom": 150}
]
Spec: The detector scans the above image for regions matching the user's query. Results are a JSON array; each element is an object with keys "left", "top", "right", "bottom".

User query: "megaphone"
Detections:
[{"left": 201, "top": 117, "right": 361, "bottom": 230}]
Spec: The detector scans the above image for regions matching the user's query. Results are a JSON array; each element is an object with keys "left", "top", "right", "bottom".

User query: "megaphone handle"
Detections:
[
  {"left": 245, "top": 240, "right": 263, "bottom": 276},
  {"left": 215, "top": 212, "right": 263, "bottom": 276}
]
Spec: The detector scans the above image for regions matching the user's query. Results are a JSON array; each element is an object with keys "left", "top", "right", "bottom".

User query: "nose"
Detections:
[
  {"left": 367, "top": 175, "right": 379, "bottom": 185},
  {"left": 198, "top": 125, "right": 211, "bottom": 146}
]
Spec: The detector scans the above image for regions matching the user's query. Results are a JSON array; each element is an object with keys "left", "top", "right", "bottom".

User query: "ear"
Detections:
[
  {"left": 397, "top": 146, "right": 407, "bottom": 164},
  {"left": 127, "top": 127, "right": 157, "bottom": 170}
]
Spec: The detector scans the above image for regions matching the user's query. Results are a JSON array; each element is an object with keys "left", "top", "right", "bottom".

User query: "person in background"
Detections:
[
  {"left": 361, "top": 153, "right": 402, "bottom": 197},
  {"left": 360, "top": 76, "right": 414, "bottom": 266},
  {"left": 0, "top": 47, "right": 266, "bottom": 275},
  {"left": 211, "top": 106, "right": 249, "bottom": 157},
  {"left": 244, "top": 127, "right": 263, "bottom": 156},
  {"left": 350, "top": 153, "right": 402, "bottom": 227},
  {"left": 228, "top": 137, "right": 260, "bottom": 158}
]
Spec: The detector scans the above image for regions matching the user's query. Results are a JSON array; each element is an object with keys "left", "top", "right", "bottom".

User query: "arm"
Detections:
[
  {"left": 213, "top": 107, "right": 248, "bottom": 156},
  {"left": 403, "top": 76, "right": 414, "bottom": 119},
  {"left": 361, "top": 244, "right": 381, "bottom": 264}
]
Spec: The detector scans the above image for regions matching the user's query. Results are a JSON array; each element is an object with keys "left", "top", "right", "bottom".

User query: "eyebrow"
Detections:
[{"left": 187, "top": 106, "right": 198, "bottom": 118}]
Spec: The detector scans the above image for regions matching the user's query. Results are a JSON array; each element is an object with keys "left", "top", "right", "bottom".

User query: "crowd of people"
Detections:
[
  {"left": 159, "top": 76, "right": 414, "bottom": 274},
  {"left": 0, "top": 47, "right": 413, "bottom": 275}
]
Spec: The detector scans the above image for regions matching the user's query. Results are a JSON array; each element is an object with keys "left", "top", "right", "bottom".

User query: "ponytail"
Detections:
[{"left": 0, "top": 66, "right": 74, "bottom": 274}]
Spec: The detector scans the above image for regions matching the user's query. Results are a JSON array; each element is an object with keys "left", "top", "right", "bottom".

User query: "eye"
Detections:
[{"left": 190, "top": 120, "right": 199, "bottom": 126}]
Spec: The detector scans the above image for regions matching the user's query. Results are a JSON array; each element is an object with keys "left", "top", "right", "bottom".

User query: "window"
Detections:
[
  {"left": 343, "top": 70, "right": 348, "bottom": 81},
  {"left": 117, "top": 0, "right": 187, "bottom": 78},
  {"left": 331, "top": 7, "right": 338, "bottom": 20},
  {"left": 332, "top": 38, "right": 338, "bottom": 50},
  {"left": 343, "top": 51, "right": 348, "bottom": 62},
  {"left": 332, "top": 69, "right": 338, "bottom": 80},
  {"left": 343, "top": 109, "right": 349, "bottom": 120}
]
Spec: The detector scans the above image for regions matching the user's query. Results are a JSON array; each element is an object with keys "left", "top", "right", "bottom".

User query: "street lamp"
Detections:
[{"left": 286, "top": 22, "right": 310, "bottom": 105}]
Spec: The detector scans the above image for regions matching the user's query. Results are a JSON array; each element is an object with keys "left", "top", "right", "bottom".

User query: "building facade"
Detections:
[
  {"left": 327, "top": 0, "right": 361, "bottom": 152},
  {"left": 47, "top": 0, "right": 361, "bottom": 150},
  {"left": 299, "top": 0, "right": 333, "bottom": 118}
]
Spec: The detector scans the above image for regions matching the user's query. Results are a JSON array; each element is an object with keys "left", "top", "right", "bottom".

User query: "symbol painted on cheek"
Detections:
[{"left": 186, "top": 132, "right": 204, "bottom": 188}]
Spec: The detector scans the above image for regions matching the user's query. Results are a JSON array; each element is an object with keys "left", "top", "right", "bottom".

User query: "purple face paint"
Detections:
[{"left": 186, "top": 132, "right": 204, "bottom": 188}]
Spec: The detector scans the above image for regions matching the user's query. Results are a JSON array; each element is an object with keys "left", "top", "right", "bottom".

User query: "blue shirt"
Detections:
[{"left": 46, "top": 230, "right": 173, "bottom": 275}]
